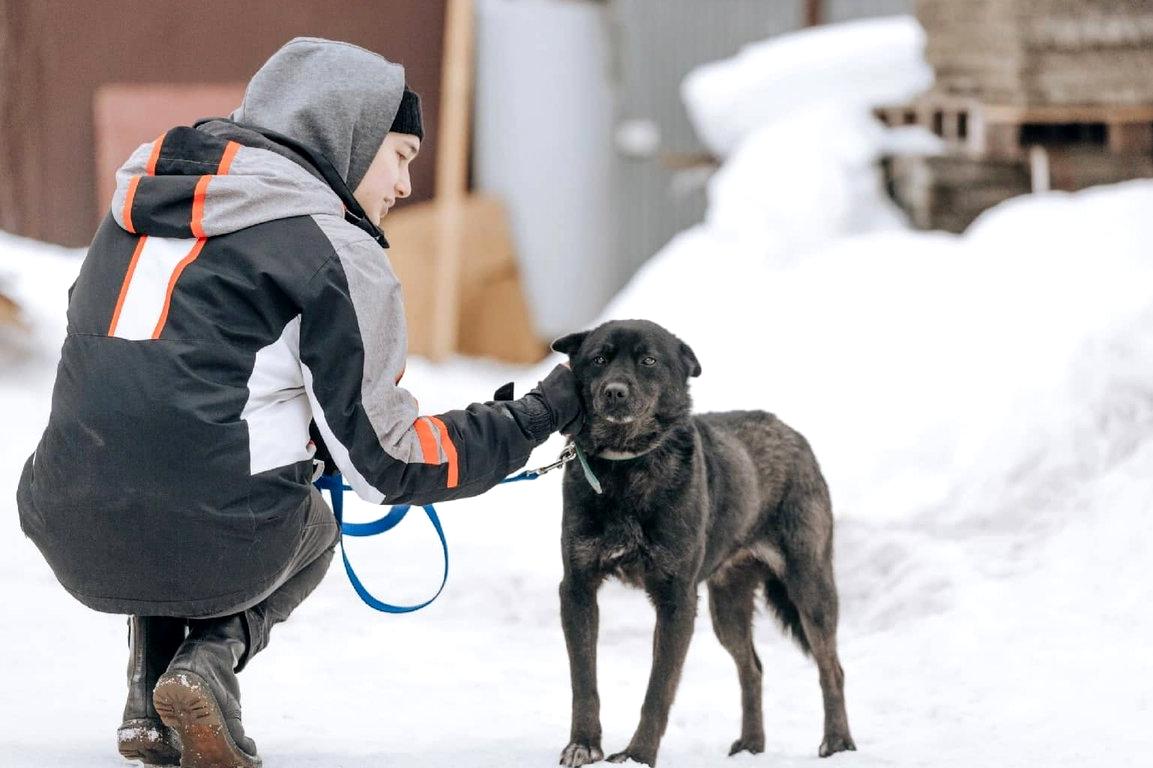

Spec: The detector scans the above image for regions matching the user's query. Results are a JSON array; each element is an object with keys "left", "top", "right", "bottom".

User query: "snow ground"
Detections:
[{"left": 3, "top": 14, "right": 1153, "bottom": 768}]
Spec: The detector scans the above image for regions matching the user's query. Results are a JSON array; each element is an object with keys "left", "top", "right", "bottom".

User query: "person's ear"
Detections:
[{"left": 551, "top": 331, "right": 589, "bottom": 358}]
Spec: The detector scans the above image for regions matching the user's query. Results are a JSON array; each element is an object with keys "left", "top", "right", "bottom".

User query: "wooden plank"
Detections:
[
  {"left": 983, "top": 122, "right": 1023, "bottom": 159},
  {"left": 360, "top": 0, "right": 543, "bottom": 362},
  {"left": 384, "top": 195, "right": 544, "bottom": 363},
  {"left": 449, "top": 196, "right": 543, "bottom": 362},
  {"left": 804, "top": 0, "right": 823, "bottom": 27},
  {"left": 426, "top": 0, "right": 476, "bottom": 361},
  {"left": 981, "top": 103, "right": 1153, "bottom": 125},
  {"left": 1107, "top": 122, "right": 1153, "bottom": 155},
  {"left": 459, "top": 272, "right": 546, "bottom": 363}
]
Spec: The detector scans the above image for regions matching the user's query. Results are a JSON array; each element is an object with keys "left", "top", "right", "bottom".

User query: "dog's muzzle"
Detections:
[{"left": 595, "top": 381, "right": 645, "bottom": 424}]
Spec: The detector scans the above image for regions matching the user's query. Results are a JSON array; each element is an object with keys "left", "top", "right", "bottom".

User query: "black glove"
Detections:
[
  {"left": 308, "top": 421, "right": 340, "bottom": 476},
  {"left": 492, "top": 381, "right": 515, "bottom": 402},
  {"left": 531, "top": 364, "right": 584, "bottom": 436},
  {"left": 494, "top": 364, "right": 584, "bottom": 444}
]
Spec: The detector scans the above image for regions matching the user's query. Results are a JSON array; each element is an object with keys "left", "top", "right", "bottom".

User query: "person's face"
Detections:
[{"left": 353, "top": 132, "right": 420, "bottom": 226}]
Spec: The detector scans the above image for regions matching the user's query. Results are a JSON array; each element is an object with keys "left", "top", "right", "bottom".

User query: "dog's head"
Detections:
[{"left": 552, "top": 320, "right": 700, "bottom": 453}]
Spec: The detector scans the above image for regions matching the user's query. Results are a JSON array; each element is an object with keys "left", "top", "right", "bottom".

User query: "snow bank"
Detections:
[
  {"left": 704, "top": 108, "right": 913, "bottom": 261},
  {"left": 0, "top": 231, "right": 82, "bottom": 373},
  {"left": 681, "top": 16, "right": 937, "bottom": 263},
  {"left": 682, "top": 16, "right": 933, "bottom": 158},
  {"left": 603, "top": 181, "right": 1153, "bottom": 531},
  {"left": 601, "top": 178, "right": 1153, "bottom": 634}
]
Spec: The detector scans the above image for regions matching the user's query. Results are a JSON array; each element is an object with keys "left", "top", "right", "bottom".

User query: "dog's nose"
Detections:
[{"left": 603, "top": 382, "right": 630, "bottom": 402}]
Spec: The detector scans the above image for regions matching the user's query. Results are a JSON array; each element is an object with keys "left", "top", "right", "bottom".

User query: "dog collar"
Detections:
[{"left": 596, "top": 446, "right": 657, "bottom": 461}]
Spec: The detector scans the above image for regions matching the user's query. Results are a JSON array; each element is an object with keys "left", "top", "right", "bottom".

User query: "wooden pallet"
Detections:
[{"left": 876, "top": 98, "right": 1153, "bottom": 159}]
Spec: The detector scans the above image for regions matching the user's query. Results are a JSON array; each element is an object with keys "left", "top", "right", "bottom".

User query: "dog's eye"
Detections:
[
  {"left": 592, "top": 355, "right": 608, "bottom": 366},
  {"left": 641, "top": 356, "right": 656, "bottom": 366}
]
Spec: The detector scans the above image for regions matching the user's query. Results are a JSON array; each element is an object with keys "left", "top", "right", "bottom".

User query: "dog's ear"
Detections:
[
  {"left": 551, "top": 331, "right": 589, "bottom": 358},
  {"left": 679, "top": 340, "right": 702, "bottom": 378}
]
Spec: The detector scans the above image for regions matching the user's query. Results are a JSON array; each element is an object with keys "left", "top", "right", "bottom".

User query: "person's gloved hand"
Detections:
[
  {"left": 493, "top": 364, "right": 585, "bottom": 442},
  {"left": 492, "top": 381, "right": 515, "bottom": 402},
  {"left": 531, "top": 363, "right": 584, "bottom": 436},
  {"left": 309, "top": 421, "right": 340, "bottom": 476}
]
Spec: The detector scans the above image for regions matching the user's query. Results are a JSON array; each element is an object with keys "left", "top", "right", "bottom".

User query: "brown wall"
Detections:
[{"left": 0, "top": 0, "right": 446, "bottom": 246}]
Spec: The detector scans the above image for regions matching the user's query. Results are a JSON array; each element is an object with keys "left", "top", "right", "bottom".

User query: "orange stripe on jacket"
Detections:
[
  {"left": 145, "top": 133, "right": 165, "bottom": 176},
  {"left": 150, "top": 239, "right": 207, "bottom": 339},
  {"left": 122, "top": 176, "right": 141, "bottom": 234},
  {"left": 189, "top": 142, "right": 241, "bottom": 238},
  {"left": 108, "top": 235, "right": 149, "bottom": 335},
  {"left": 123, "top": 133, "right": 164, "bottom": 234},
  {"left": 429, "top": 417, "right": 459, "bottom": 488},
  {"left": 217, "top": 141, "right": 241, "bottom": 175},
  {"left": 413, "top": 417, "right": 439, "bottom": 464},
  {"left": 190, "top": 176, "right": 212, "bottom": 238}
]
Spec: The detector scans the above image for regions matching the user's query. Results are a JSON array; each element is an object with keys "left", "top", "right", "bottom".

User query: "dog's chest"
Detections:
[{"left": 572, "top": 515, "right": 667, "bottom": 586}]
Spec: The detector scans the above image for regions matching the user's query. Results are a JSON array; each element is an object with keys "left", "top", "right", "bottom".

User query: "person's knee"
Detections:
[
  {"left": 303, "top": 489, "right": 340, "bottom": 550},
  {"left": 315, "top": 514, "right": 339, "bottom": 551}
]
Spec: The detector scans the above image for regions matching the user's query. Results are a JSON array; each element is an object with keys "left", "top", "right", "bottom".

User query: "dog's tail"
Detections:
[{"left": 763, "top": 576, "right": 812, "bottom": 656}]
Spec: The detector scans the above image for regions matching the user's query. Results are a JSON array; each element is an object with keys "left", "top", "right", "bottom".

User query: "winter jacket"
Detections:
[{"left": 16, "top": 39, "right": 576, "bottom": 617}]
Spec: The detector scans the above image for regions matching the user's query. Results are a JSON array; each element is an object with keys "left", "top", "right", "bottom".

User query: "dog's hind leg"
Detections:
[
  {"left": 785, "top": 562, "right": 856, "bottom": 758},
  {"left": 707, "top": 562, "right": 766, "bottom": 757}
]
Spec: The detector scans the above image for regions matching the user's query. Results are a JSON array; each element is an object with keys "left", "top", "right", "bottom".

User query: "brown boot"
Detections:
[
  {"left": 153, "top": 615, "right": 261, "bottom": 768},
  {"left": 117, "top": 616, "right": 186, "bottom": 765}
]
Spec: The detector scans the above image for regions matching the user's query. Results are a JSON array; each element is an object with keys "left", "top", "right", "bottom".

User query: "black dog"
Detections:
[{"left": 552, "top": 319, "right": 855, "bottom": 767}]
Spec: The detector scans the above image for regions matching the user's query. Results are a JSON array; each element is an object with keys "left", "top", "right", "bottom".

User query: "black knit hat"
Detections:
[{"left": 390, "top": 87, "right": 423, "bottom": 139}]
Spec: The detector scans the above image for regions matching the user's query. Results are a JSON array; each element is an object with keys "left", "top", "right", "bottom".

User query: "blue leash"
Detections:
[
  {"left": 314, "top": 443, "right": 599, "bottom": 614},
  {"left": 314, "top": 474, "right": 448, "bottom": 614}
]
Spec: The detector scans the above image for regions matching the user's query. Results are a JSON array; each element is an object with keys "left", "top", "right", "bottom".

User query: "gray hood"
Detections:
[{"left": 231, "top": 37, "right": 406, "bottom": 192}]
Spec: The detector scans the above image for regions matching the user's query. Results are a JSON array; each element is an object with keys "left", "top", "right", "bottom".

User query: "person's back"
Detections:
[
  {"left": 17, "top": 37, "right": 581, "bottom": 768},
  {"left": 19, "top": 123, "right": 362, "bottom": 616}
]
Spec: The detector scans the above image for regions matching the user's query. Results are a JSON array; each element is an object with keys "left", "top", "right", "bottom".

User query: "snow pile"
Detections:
[
  {"left": 604, "top": 182, "right": 1153, "bottom": 526},
  {"left": 683, "top": 16, "right": 937, "bottom": 263},
  {"left": 0, "top": 231, "right": 80, "bottom": 374},
  {"left": 601, "top": 181, "right": 1153, "bottom": 627},
  {"left": 682, "top": 16, "right": 933, "bottom": 158}
]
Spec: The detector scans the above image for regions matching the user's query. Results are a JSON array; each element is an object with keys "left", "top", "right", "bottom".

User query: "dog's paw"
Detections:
[
  {"left": 607, "top": 748, "right": 655, "bottom": 766},
  {"left": 818, "top": 732, "right": 857, "bottom": 757},
  {"left": 560, "top": 742, "right": 604, "bottom": 767},
  {"left": 728, "top": 735, "right": 765, "bottom": 756}
]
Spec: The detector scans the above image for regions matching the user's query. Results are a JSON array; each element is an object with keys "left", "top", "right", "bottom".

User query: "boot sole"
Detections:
[
  {"left": 117, "top": 718, "right": 181, "bottom": 766},
  {"left": 153, "top": 671, "right": 261, "bottom": 768}
]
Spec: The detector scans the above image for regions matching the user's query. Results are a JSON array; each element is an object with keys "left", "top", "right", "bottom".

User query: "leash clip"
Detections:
[
  {"left": 501, "top": 442, "right": 600, "bottom": 494},
  {"left": 532, "top": 443, "right": 578, "bottom": 477}
]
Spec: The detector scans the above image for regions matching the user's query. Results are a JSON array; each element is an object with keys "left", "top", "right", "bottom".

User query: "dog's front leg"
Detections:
[
  {"left": 559, "top": 572, "right": 604, "bottom": 767},
  {"left": 608, "top": 580, "right": 698, "bottom": 767}
]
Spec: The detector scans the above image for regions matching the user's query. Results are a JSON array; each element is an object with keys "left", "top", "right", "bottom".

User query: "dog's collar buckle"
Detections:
[
  {"left": 531, "top": 443, "right": 578, "bottom": 477},
  {"left": 511, "top": 443, "right": 603, "bottom": 494}
]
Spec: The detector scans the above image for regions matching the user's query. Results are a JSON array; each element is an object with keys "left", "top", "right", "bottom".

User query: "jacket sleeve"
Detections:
[{"left": 297, "top": 237, "right": 561, "bottom": 506}]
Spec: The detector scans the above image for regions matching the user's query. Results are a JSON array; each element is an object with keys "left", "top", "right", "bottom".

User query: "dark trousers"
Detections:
[{"left": 199, "top": 488, "right": 339, "bottom": 669}]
